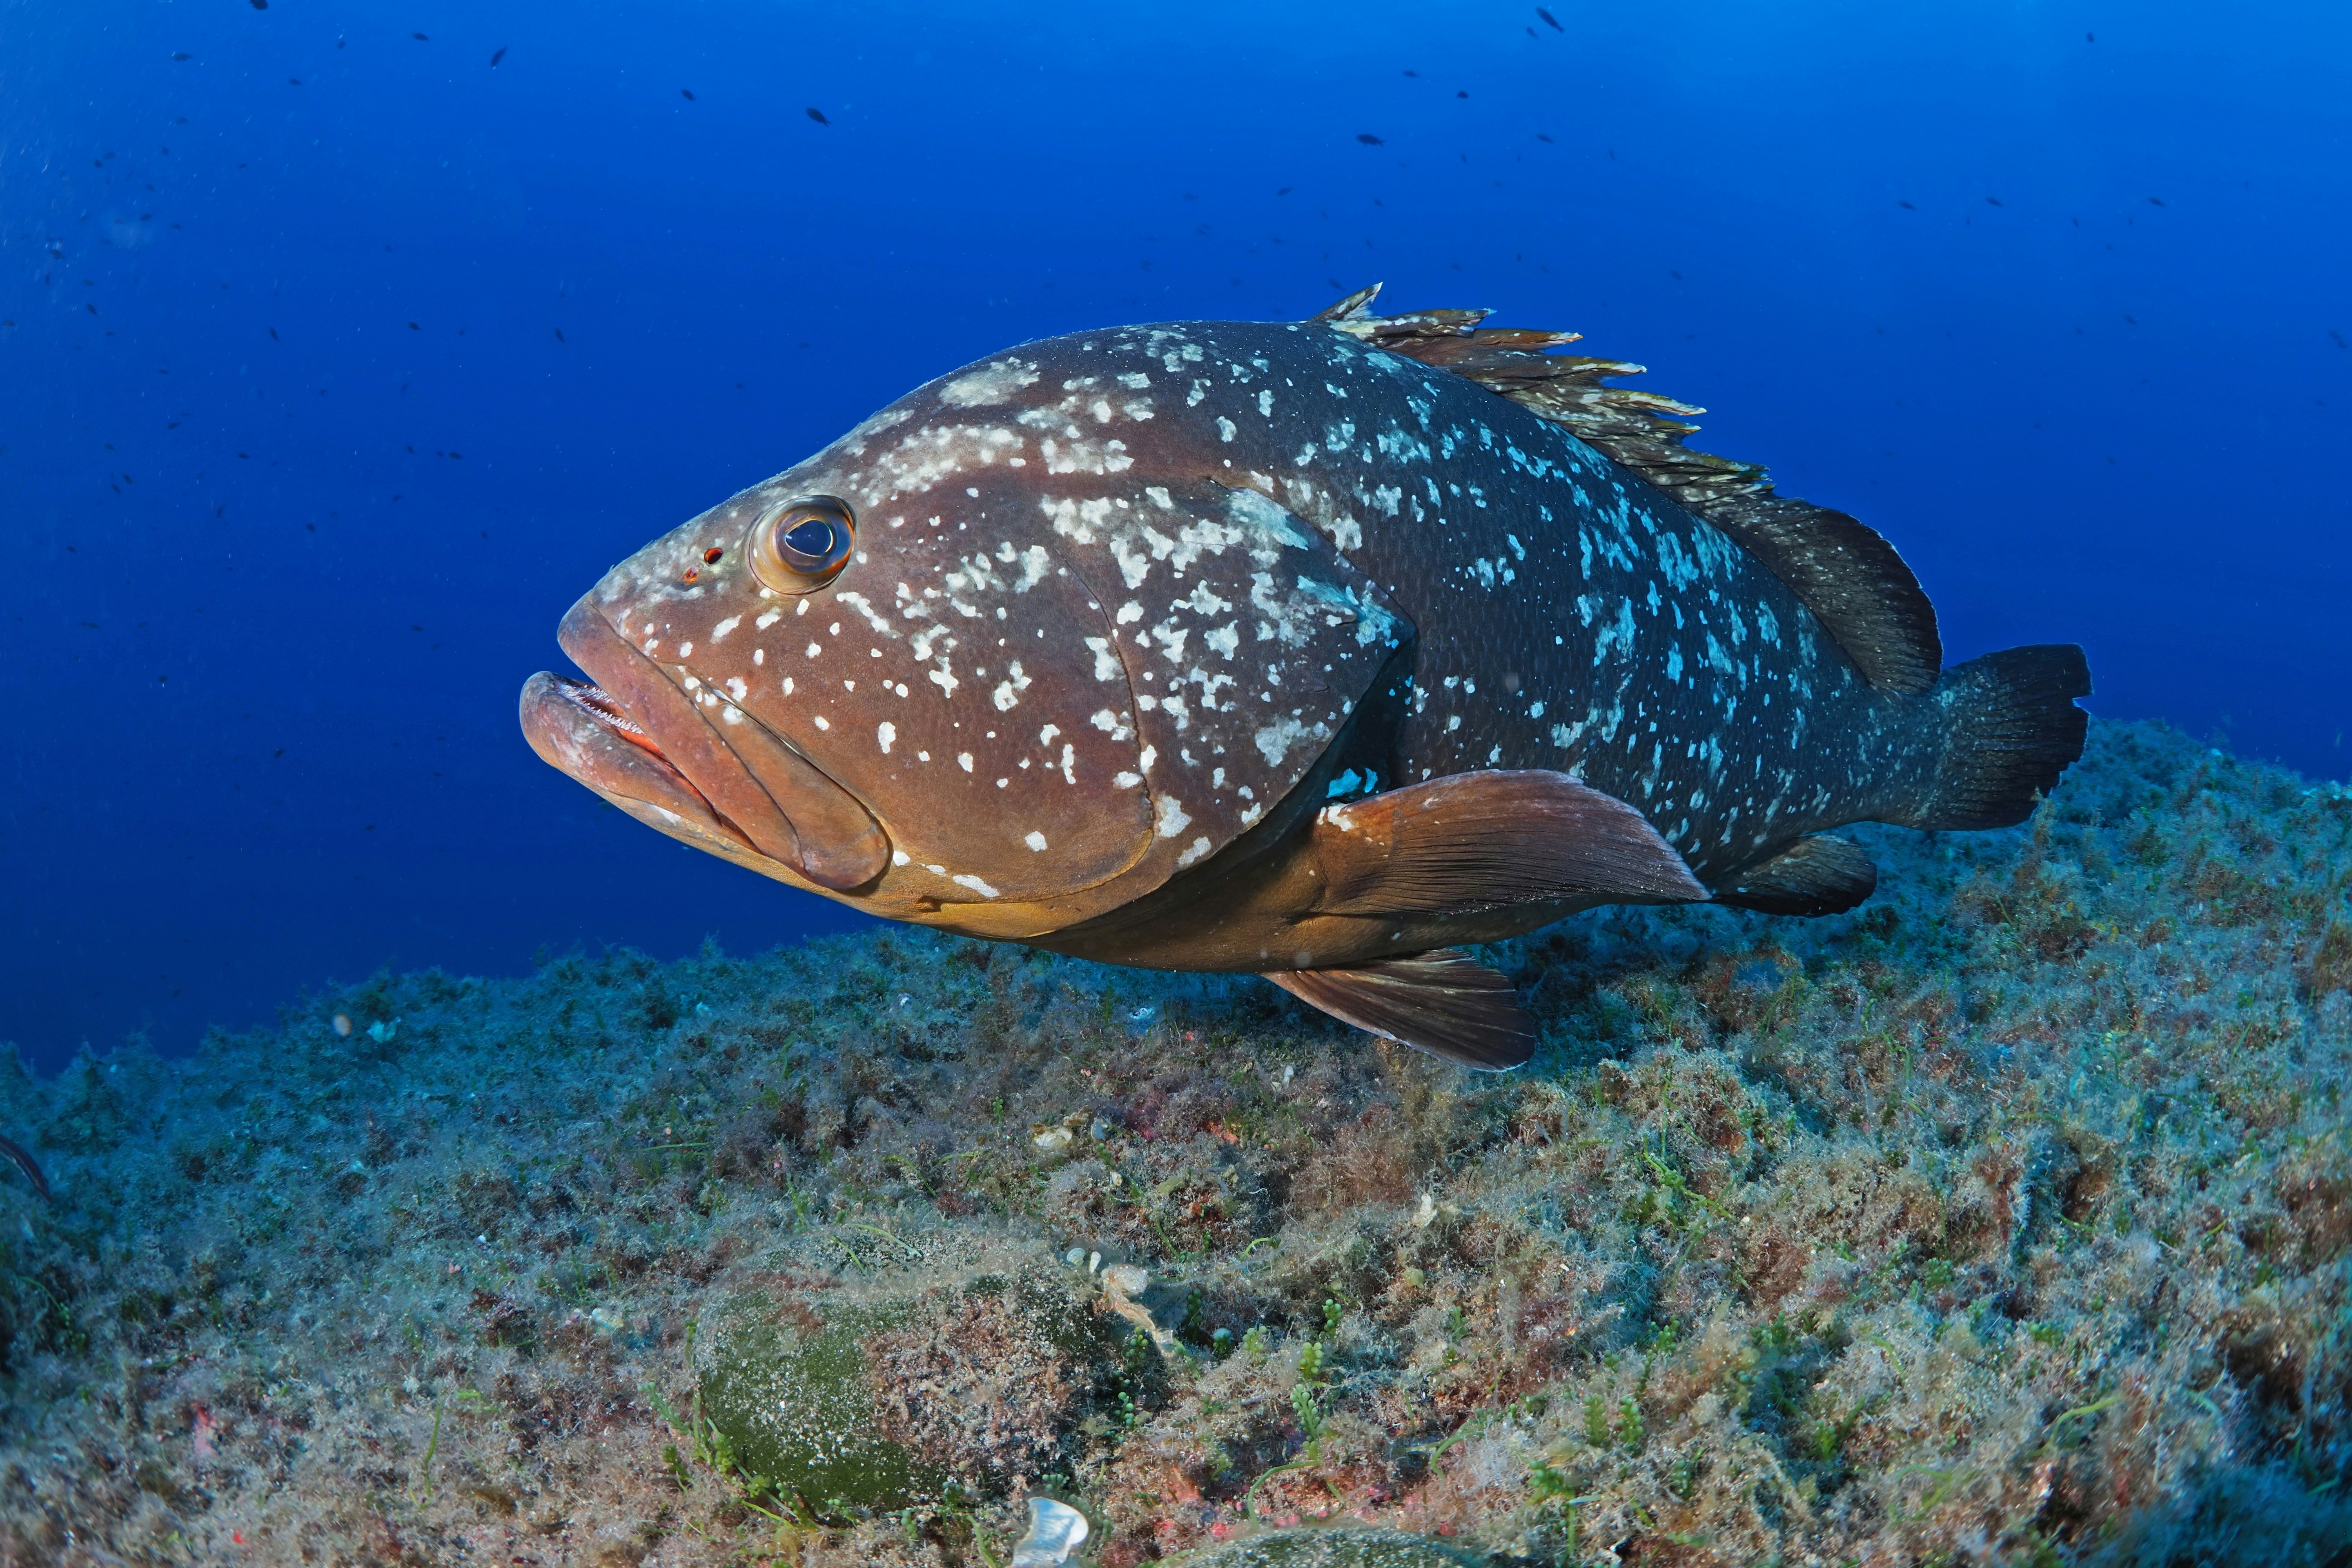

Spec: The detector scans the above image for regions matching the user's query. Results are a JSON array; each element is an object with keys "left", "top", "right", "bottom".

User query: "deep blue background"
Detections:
[{"left": 3, "top": 0, "right": 2346, "bottom": 1072}]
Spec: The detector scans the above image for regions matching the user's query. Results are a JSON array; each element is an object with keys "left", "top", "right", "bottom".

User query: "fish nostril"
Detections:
[{"left": 703, "top": 546, "right": 725, "bottom": 564}]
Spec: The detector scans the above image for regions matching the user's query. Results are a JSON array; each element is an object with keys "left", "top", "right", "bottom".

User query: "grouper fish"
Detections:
[{"left": 520, "top": 286, "right": 2089, "bottom": 1068}]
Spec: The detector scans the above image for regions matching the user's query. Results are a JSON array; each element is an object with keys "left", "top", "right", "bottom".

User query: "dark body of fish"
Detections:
[{"left": 522, "top": 288, "right": 2088, "bottom": 1067}]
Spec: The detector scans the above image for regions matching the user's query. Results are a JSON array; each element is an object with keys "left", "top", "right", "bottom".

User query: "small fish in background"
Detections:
[
  {"left": 490, "top": 45, "right": 508, "bottom": 66},
  {"left": 1537, "top": 6, "right": 1563, "bottom": 30},
  {"left": 522, "top": 285, "right": 2088, "bottom": 1069},
  {"left": 1356, "top": 132, "right": 1384, "bottom": 144},
  {"left": 806, "top": 107, "right": 829, "bottom": 125},
  {"left": 0, "top": 1134, "right": 51, "bottom": 1202},
  {"left": 681, "top": 88, "right": 696, "bottom": 100}
]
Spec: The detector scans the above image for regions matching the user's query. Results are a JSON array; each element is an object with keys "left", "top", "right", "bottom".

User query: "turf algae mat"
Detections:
[{"left": 2, "top": 720, "right": 2349, "bottom": 1566}]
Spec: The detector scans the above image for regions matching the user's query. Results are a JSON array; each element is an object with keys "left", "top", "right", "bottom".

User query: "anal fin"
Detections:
[
  {"left": 1713, "top": 834, "right": 1877, "bottom": 916},
  {"left": 1266, "top": 950, "right": 1533, "bottom": 1070},
  {"left": 1310, "top": 769, "right": 1706, "bottom": 917}
]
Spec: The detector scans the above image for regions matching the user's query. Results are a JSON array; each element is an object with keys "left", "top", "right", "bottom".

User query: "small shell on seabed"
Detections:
[
  {"left": 1009, "top": 1497, "right": 1089, "bottom": 1566},
  {"left": 1165, "top": 1529, "right": 1496, "bottom": 1566}
]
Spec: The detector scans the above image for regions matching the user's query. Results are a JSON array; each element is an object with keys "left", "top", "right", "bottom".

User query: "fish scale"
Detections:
[{"left": 522, "top": 289, "right": 2090, "bottom": 1068}]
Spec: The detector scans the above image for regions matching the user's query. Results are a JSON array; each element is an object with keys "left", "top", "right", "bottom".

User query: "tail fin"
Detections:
[{"left": 1904, "top": 645, "right": 2091, "bottom": 831}]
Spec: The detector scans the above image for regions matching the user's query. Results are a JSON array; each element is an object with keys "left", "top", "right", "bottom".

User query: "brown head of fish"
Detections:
[
  {"left": 521, "top": 330, "right": 1421, "bottom": 947},
  {"left": 524, "top": 288, "right": 2088, "bottom": 1068}
]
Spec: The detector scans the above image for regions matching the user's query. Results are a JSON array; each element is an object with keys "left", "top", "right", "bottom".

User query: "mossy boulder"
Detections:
[
  {"left": 692, "top": 1237, "right": 1121, "bottom": 1514},
  {"left": 1166, "top": 1530, "right": 1499, "bottom": 1566}
]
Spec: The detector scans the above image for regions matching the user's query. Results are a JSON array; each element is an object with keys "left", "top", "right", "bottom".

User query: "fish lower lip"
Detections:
[
  {"left": 546, "top": 597, "right": 892, "bottom": 891},
  {"left": 520, "top": 669, "right": 753, "bottom": 858}
]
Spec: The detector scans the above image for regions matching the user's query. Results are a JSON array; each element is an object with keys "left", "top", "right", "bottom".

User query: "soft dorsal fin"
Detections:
[
  {"left": 1312, "top": 284, "right": 1942, "bottom": 695},
  {"left": 1266, "top": 951, "right": 1534, "bottom": 1070}
]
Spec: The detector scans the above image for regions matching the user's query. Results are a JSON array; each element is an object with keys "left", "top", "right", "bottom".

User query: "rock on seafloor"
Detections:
[
  {"left": 1, "top": 719, "right": 2349, "bottom": 1566},
  {"left": 689, "top": 1230, "right": 1126, "bottom": 1510}
]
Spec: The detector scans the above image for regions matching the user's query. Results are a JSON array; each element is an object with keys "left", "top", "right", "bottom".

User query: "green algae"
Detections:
[
  {"left": 688, "top": 1247, "right": 1127, "bottom": 1520},
  {"left": 694, "top": 1294, "right": 944, "bottom": 1513}
]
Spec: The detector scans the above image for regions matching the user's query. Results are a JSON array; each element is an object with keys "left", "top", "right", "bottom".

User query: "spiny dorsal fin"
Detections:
[{"left": 1310, "top": 284, "right": 1942, "bottom": 695}]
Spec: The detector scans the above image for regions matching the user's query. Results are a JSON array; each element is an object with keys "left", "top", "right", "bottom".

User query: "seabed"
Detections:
[{"left": 2, "top": 720, "right": 2348, "bottom": 1567}]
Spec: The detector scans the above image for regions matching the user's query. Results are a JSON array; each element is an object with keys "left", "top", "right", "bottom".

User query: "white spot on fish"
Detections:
[
  {"left": 877, "top": 721, "right": 896, "bottom": 754},
  {"left": 939, "top": 359, "right": 1039, "bottom": 407},
  {"left": 1155, "top": 795, "right": 1192, "bottom": 838},
  {"left": 1024, "top": 830, "right": 1049, "bottom": 851}
]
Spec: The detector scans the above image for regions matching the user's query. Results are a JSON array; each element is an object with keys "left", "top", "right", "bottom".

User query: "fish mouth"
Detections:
[{"left": 519, "top": 596, "right": 891, "bottom": 891}]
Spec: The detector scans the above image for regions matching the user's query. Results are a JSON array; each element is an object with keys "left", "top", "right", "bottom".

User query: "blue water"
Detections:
[{"left": 3, "top": 0, "right": 2346, "bottom": 1072}]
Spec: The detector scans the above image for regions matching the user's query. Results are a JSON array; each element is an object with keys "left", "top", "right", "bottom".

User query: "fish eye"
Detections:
[{"left": 748, "top": 495, "right": 855, "bottom": 593}]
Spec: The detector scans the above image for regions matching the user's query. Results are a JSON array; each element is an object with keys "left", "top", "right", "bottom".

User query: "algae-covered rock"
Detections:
[
  {"left": 692, "top": 1234, "right": 1120, "bottom": 1513},
  {"left": 694, "top": 1291, "right": 943, "bottom": 1511},
  {"left": 1166, "top": 1530, "right": 1499, "bottom": 1567}
]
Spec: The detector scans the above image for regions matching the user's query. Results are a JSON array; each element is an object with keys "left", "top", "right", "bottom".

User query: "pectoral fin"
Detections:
[
  {"left": 1712, "top": 834, "right": 1877, "bottom": 916},
  {"left": 1309, "top": 769, "right": 1707, "bottom": 917},
  {"left": 1266, "top": 950, "right": 1533, "bottom": 1070}
]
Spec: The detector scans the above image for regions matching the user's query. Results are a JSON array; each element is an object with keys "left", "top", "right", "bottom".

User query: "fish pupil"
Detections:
[{"left": 782, "top": 517, "right": 841, "bottom": 564}]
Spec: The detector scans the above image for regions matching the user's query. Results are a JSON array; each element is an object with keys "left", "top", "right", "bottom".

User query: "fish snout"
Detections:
[
  {"left": 519, "top": 669, "right": 755, "bottom": 854},
  {"left": 539, "top": 597, "right": 891, "bottom": 891}
]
